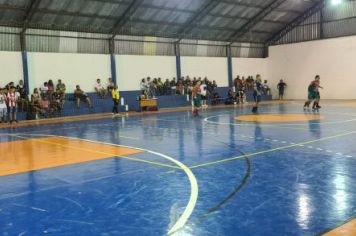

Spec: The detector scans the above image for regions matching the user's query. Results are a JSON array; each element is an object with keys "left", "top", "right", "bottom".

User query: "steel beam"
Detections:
[
  {"left": 110, "top": 0, "right": 143, "bottom": 38},
  {"left": 228, "top": 0, "right": 288, "bottom": 43},
  {"left": 267, "top": 0, "right": 326, "bottom": 45},
  {"left": 176, "top": 0, "right": 220, "bottom": 42},
  {"left": 21, "top": 0, "right": 41, "bottom": 33}
]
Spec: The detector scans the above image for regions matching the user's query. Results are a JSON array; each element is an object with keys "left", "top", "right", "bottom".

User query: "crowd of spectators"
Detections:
[
  {"left": 227, "top": 75, "right": 272, "bottom": 104},
  {"left": 139, "top": 76, "right": 220, "bottom": 100}
]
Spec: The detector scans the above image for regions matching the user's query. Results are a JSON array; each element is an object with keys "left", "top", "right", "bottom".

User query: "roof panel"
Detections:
[{"left": 0, "top": 0, "right": 323, "bottom": 43}]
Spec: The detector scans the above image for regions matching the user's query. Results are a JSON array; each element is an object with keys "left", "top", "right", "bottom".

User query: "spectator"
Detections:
[
  {"left": 0, "top": 88, "right": 7, "bottom": 123},
  {"left": 16, "top": 80, "right": 28, "bottom": 112},
  {"left": 107, "top": 78, "right": 115, "bottom": 93},
  {"left": 277, "top": 79, "right": 287, "bottom": 100},
  {"left": 56, "top": 79, "right": 66, "bottom": 95},
  {"left": 170, "top": 78, "right": 176, "bottom": 95},
  {"left": 140, "top": 78, "right": 148, "bottom": 94},
  {"left": 48, "top": 80, "right": 55, "bottom": 93},
  {"left": 200, "top": 81, "right": 208, "bottom": 109},
  {"left": 31, "top": 88, "right": 42, "bottom": 113},
  {"left": 263, "top": 80, "right": 271, "bottom": 95},
  {"left": 7, "top": 86, "right": 19, "bottom": 123},
  {"left": 163, "top": 79, "right": 170, "bottom": 95},
  {"left": 94, "top": 78, "right": 107, "bottom": 98},
  {"left": 226, "top": 87, "right": 237, "bottom": 105},
  {"left": 56, "top": 79, "right": 66, "bottom": 107},
  {"left": 148, "top": 77, "right": 156, "bottom": 98},
  {"left": 157, "top": 78, "right": 163, "bottom": 96},
  {"left": 40, "top": 82, "right": 49, "bottom": 95},
  {"left": 74, "top": 85, "right": 92, "bottom": 108}
]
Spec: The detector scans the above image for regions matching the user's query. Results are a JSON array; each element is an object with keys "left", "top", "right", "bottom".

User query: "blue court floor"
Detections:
[{"left": 0, "top": 101, "right": 355, "bottom": 235}]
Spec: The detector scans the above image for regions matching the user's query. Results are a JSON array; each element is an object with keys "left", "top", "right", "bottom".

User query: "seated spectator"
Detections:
[
  {"left": 157, "top": 78, "right": 163, "bottom": 96},
  {"left": 40, "top": 82, "right": 49, "bottom": 95},
  {"left": 29, "top": 88, "right": 43, "bottom": 119},
  {"left": 49, "top": 91, "right": 63, "bottom": 115},
  {"left": 163, "top": 79, "right": 171, "bottom": 95},
  {"left": 56, "top": 79, "right": 66, "bottom": 107},
  {"left": 226, "top": 87, "right": 237, "bottom": 105},
  {"left": 107, "top": 78, "right": 115, "bottom": 93},
  {"left": 170, "top": 78, "right": 176, "bottom": 95},
  {"left": 94, "top": 78, "right": 107, "bottom": 98},
  {"left": 263, "top": 80, "right": 271, "bottom": 95},
  {"left": 74, "top": 85, "right": 92, "bottom": 108},
  {"left": 56, "top": 79, "right": 66, "bottom": 94}
]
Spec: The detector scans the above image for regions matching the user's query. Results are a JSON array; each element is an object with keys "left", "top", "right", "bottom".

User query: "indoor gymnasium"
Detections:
[{"left": 1, "top": 0, "right": 356, "bottom": 235}]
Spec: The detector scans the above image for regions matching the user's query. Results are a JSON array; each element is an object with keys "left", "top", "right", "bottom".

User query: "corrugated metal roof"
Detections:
[{"left": 0, "top": 0, "right": 354, "bottom": 44}]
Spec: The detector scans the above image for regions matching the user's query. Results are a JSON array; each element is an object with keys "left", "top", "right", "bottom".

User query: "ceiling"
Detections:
[{"left": 0, "top": 0, "right": 322, "bottom": 43}]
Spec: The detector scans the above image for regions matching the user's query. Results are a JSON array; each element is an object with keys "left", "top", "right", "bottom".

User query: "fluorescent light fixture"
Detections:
[{"left": 331, "top": 0, "right": 342, "bottom": 5}]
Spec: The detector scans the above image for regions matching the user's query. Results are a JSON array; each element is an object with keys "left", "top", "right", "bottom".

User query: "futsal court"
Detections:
[{"left": 1, "top": 101, "right": 355, "bottom": 235}]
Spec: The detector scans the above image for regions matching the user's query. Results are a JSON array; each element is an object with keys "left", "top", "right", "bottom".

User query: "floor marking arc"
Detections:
[{"left": 8, "top": 134, "right": 197, "bottom": 235}]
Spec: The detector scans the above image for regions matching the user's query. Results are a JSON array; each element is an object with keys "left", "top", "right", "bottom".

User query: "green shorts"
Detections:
[{"left": 193, "top": 95, "right": 202, "bottom": 107}]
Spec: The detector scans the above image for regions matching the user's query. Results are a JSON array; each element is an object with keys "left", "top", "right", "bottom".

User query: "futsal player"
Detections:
[
  {"left": 252, "top": 75, "right": 263, "bottom": 113},
  {"left": 192, "top": 81, "right": 202, "bottom": 116},
  {"left": 304, "top": 75, "right": 323, "bottom": 110}
]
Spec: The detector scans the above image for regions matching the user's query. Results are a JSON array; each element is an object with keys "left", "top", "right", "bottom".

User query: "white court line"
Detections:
[{"left": 8, "top": 133, "right": 197, "bottom": 236}]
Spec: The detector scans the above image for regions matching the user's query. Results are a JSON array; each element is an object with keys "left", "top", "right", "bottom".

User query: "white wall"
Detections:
[
  {"left": 181, "top": 56, "right": 229, "bottom": 87},
  {"left": 27, "top": 52, "right": 111, "bottom": 93},
  {"left": 232, "top": 58, "right": 268, "bottom": 82},
  {"left": 116, "top": 55, "right": 176, "bottom": 91},
  {"left": 268, "top": 36, "right": 356, "bottom": 99},
  {"left": 0, "top": 51, "right": 23, "bottom": 87}
]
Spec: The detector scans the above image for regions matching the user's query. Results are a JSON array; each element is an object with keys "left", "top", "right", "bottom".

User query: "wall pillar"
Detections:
[
  {"left": 174, "top": 43, "right": 181, "bottom": 81},
  {"left": 226, "top": 45, "right": 233, "bottom": 87},
  {"left": 109, "top": 39, "right": 117, "bottom": 85},
  {"left": 20, "top": 32, "right": 29, "bottom": 93}
]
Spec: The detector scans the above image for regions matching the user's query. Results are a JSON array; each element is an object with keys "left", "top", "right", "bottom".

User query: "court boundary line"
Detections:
[{"left": 6, "top": 134, "right": 197, "bottom": 236}]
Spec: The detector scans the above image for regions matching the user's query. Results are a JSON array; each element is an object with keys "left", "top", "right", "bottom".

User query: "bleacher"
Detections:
[{"left": 16, "top": 89, "right": 272, "bottom": 121}]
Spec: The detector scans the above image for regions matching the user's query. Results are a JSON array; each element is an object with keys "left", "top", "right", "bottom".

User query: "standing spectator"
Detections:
[
  {"left": 74, "top": 85, "right": 92, "bottom": 108},
  {"left": 111, "top": 85, "right": 120, "bottom": 117},
  {"left": 0, "top": 88, "right": 7, "bottom": 123},
  {"left": 140, "top": 78, "right": 148, "bottom": 95},
  {"left": 47, "top": 80, "right": 55, "bottom": 93},
  {"left": 7, "top": 86, "right": 19, "bottom": 123},
  {"left": 16, "top": 80, "right": 28, "bottom": 112},
  {"left": 107, "top": 78, "right": 115, "bottom": 93},
  {"left": 94, "top": 78, "right": 107, "bottom": 98},
  {"left": 148, "top": 77, "right": 156, "bottom": 98},
  {"left": 277, "top": 79, "right": 287, "bottom": 100},
  {"left": 200, "top": 81, "right": 208, "bottom": 109}
]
